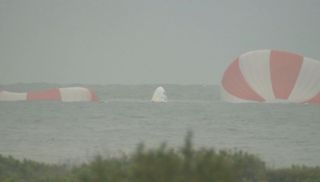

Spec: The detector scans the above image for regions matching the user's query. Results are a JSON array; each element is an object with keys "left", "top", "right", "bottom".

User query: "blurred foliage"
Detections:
[
  {"left": 267, "top": 165, "right": 320, "bottom": 182},
  {"left": 0, "top": 133, "right": 319, "bottom": 182},
  {"left": 0, "top": 155, "right": 73, "bottom": 182}
]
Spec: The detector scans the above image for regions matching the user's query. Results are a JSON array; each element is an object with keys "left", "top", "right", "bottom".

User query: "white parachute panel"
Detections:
[
  {"left": 0, "top": 91, "right": 27, "bottom": 101},
  {"left": 151, "top": 86, "right": 168, "bottom": 102},
  {"left": 288, "top": 57, "right": 320, "bottom": 102},
  {"left": 59, "top": 87, "right": 92, "bottom": 102},
  {"left": 239, "top": 50, "right": 275, "bottom": 101}
]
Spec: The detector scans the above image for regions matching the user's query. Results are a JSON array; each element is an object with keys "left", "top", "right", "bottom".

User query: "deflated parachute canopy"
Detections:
[
  {"left": 151, "top": 86, "right": 168, "bottom": 102},
  {"left": 0, "top": 87, "right": 98, "bottom": 102},
  {"left": 221, "top": 50, "right": 320, "bottom": 104}
]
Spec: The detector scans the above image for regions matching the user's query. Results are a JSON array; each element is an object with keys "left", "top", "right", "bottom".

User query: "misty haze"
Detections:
[{"left": 0, "top": 0, "right": 320, "bottom": 181}]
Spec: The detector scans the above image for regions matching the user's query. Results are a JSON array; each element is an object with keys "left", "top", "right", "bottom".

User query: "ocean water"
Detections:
[{"left": 0, "top": 84, "right": 319, "bottom": 167}]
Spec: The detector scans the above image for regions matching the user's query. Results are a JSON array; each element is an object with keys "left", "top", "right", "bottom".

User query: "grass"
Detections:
[{"left": 0, "top": 132, "right": 320, "bottom": 182}]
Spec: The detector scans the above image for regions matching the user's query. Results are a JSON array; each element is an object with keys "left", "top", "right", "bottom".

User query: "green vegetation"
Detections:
[
  {"left": 0, "top": 155, "right": 72, "bottom": 182},
  {"left": 266, "top": 165, "right": 320, "bottom": 182},
  {"left": 1, "top": 132, "right": 320, "bottom": 182}
]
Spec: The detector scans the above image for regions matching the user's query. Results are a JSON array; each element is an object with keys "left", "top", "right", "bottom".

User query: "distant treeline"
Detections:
[{"left": 1, "top": 133, "right": 320, "bottom": 182}]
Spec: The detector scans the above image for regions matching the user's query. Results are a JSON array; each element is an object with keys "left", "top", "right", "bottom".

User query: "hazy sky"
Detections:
[{"left": 1, "top": 0, "right": 319, "bottom": 84}]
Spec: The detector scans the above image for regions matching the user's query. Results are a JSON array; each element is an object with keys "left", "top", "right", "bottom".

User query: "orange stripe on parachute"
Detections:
[{"left": 222, "top": 58, "right": 264, "bottom": 102}]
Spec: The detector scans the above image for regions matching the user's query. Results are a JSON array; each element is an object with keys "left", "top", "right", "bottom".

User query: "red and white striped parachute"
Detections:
[
  {"left": 221, "top": 50, "right": 320, "bottom": 104},
  {"left": 0, "top": 87, "right": 98, "bottom": 102}
]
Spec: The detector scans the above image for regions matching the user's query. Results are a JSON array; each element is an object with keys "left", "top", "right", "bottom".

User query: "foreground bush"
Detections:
[
  {"left": 0, "top": 133, "right": 319, "bottom": 182},
  {"left": 267, "top": 165, "right": 320, "bottom": 182},
  {"left": 75, "top": 132, "right": 266, "bottom": 182},
  {"left": 0, "top": 155, "right": 72, "bottom": 182}
]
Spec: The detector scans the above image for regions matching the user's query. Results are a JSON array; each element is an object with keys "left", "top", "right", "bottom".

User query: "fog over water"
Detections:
[
  {"left": 0, "top": 84, "right": 319, "bottom": 168},
  {"left": 0, "top": 0, "right": 319, "bottom": 169},
  {"left": 1, "top": 0, "right": 320, "bottom": 84}
]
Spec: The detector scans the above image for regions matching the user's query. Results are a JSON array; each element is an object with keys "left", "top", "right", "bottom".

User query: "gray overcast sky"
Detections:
[{"left": 0, "top": 0, "right": 319, "bottom": 84}]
